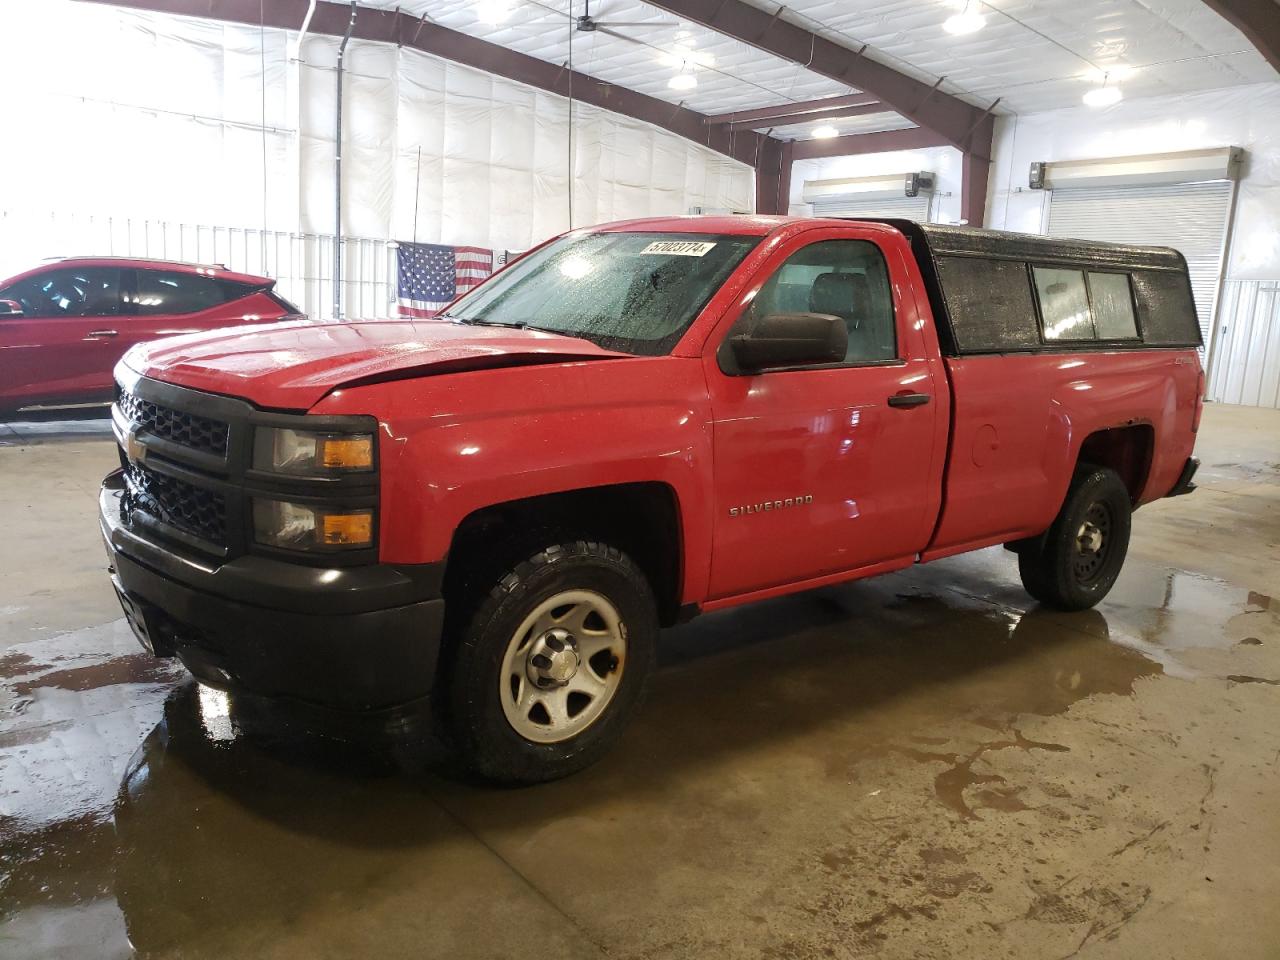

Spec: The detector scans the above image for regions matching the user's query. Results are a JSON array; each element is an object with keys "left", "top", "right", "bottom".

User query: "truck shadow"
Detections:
[{"left": 92, "top": 578, "right": 1161, "bottom": 954}]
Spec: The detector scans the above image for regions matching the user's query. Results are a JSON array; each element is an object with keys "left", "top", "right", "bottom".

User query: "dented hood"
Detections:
[{"left": 122, "top": 317, "right": 630, "bottom": 410}]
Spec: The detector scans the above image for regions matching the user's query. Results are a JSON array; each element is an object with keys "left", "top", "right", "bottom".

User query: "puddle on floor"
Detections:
[
  {"left": 890, "top": 729, "right": 1071, "bottom": 821},
  {"left": 1, "top": 547, "right": 1276, "bottom": 957},
  {"left": 11, "top": 653, "right": 179, "bottom": 697}
]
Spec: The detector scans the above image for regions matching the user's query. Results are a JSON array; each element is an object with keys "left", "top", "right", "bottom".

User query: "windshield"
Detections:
[{"left": 445, "top": 231, "right": 760, "bottom": 355}]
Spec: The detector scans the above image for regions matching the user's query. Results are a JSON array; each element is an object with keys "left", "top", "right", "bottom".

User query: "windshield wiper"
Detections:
[
  {"left": 450, "top": 316, "right": 529, "bottom": 329},
  {"left": 449, "top": 316, "right": 598, "bottom": 346}
]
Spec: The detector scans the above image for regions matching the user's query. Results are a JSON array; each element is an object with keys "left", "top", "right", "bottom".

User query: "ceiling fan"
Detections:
[
  {"left": 501, "top": 0, "right": 684, "bottom": 44},
  {"left": 572, "top": 0, "right": 677, "bottom": 34}
]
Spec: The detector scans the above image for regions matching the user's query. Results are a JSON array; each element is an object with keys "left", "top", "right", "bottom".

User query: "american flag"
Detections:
[{"left": 396, "top": 242, "right": 494, "bottom": 318}]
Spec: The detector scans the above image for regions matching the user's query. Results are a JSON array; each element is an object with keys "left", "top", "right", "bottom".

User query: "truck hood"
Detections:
[{"left": 122, "top": 318, "right": 631, "bottom": 410}]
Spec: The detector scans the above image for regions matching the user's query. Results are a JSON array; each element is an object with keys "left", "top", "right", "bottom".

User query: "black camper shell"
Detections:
[{"left": 860, "top": 219, "right": 1202, "bottom": 358}]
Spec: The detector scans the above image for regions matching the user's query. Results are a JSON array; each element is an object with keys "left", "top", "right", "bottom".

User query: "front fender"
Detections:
[{"left": 313, "top": 356, "right": 715, "bottom": 603}]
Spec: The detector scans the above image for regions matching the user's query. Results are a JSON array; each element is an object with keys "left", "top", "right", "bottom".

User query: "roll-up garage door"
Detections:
[
  {"left": 1046, "top": 181, "right": 1232, "bottom": 348},
  {"left": 811, "top": 194, "right": 932, "bottom": 222}
]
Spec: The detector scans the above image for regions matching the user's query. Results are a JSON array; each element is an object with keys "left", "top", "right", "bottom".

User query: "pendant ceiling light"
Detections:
[
  {"left": 1083, "top": 75, "right": 1123, "bottom": 107},
  {"left": 944, "top": 1, "right": 985, "bottom": 35}
]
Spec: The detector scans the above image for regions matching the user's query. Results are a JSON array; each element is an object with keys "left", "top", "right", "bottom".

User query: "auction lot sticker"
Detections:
[{"left": 640, "top": 240, "right": 717, "bottom": 257}]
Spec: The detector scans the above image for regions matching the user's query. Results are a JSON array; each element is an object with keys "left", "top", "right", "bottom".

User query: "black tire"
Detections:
[
  {"left": 444, "top": 540, "right": 658, "bottom": 783},
  {"left": 1018, "top": 465, "right": 1132, "bottom": 611}
]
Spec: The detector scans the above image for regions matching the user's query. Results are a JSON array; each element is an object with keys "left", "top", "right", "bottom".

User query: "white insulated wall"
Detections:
[
  {"left": 299, "top": 35, "right": 753, "bottom": 251},
  {"left": 1210, "top": 281, "right": 1280, "bottom": 408},
  {"left": 0, "top": 1, "right": 753, "bottom": 279},
  {"left": 986, "top": 83, "right": 1280, "bottom": 280},
  {"left": 986, "top": 82, "right": 1280, "bottom": 407}
]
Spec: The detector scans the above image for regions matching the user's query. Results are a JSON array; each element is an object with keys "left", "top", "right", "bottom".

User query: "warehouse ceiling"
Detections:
[
  {"left": 373, "top": 0, "right": 857, "bottom": 113},
  {"left": 357, "top": 0, "right": 1275, "bottom": 139}
]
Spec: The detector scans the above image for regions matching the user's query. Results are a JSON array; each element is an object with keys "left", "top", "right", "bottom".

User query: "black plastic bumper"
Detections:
[
  {"left": 1167, "top": 456, "right": 1200, "bottom": 497},
  {"left": 100, "top": 475, "right": 446, "bottom": 711}
]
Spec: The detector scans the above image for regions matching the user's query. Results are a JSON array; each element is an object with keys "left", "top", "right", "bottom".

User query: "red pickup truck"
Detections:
[{"left": 99, "top": 216, "right": 1202, "bottom": 782}]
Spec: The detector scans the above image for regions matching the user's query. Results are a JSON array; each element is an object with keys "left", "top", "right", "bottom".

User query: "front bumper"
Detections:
[{"left": 101, "top": 472, "right": 446, "bottom": 711}]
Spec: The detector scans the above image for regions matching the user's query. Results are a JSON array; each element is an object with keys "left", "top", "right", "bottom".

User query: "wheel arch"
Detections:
[
  {"left": 443, "top": 481, "right": 687, "bottom": 628},
  {"left": 1007, "top": 424, "right": 1151, "bottom": 556},
  {"left": 1076, "top": 424, "right": 1155, "bottom": 504}
]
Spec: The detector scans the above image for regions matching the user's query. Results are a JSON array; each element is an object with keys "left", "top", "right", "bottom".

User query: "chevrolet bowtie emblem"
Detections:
[{"left": 123, "top": 428, "right": 147, "bottom": 465}]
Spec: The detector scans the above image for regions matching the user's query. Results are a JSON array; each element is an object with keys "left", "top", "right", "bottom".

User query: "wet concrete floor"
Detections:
[{"left": 1, "top": 405, "right": 1278, "bottom": 959}]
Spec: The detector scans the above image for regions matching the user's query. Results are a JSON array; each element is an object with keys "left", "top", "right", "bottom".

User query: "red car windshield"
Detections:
[{"left": 444, "top": 232, "right": 760, "bottom": 356}]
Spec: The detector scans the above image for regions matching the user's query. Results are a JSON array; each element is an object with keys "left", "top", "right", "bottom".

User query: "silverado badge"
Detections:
[{"left": 729, "top": 495, "right": 813, "bottom": 517}]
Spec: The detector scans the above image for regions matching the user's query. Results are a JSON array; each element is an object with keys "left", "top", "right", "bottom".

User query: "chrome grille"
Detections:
[
  {"left": 117, "top": 389, "right": 229, "bottom": 458},
  {"left": 122, "top": 461, "right": 227, "bottom": 545}
]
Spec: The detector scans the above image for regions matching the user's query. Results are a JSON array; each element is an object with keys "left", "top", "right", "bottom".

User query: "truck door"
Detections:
[{"left": 703, "top": 227, "right": 947, "bottom": 600}]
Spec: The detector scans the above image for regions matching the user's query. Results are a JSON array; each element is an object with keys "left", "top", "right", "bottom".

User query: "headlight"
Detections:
[
  {"left": 252, "top": 499, "right": 374, "bottom": 551},
  {"left": 253, "top": 426, "right": 374, "bottom": 475}
]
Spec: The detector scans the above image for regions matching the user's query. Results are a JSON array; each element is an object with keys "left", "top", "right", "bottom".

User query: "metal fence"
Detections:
[{"left": 0, "top": 211, "right": 397, "bottom": 320}]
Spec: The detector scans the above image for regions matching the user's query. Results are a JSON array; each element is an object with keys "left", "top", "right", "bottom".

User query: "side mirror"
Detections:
[
  {"left": 728, "top": 313, "right": 848, "bottom": 372},
  {"left": 0, "top": 299, "right": 23, "bottom": 318}
]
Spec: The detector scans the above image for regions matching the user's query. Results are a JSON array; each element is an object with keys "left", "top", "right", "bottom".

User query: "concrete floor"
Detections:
[{"left": 1, "top": 405, "right": 1277, "bottom": 959}]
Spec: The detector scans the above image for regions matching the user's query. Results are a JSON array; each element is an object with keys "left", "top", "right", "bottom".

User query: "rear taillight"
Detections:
[{"left": 1193, "top": 367, "right": 1206, "bottom": 433}]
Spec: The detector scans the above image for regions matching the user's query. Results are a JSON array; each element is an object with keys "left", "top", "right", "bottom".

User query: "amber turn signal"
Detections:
[
  {"left": 320, "top": 436, "right": 373, "bottom": 470},
  {"left": 254, "top": 425, "right": 376, "bottom": 475},
  {"left": 322, "top": 511, "right": 373, "bottom": 546},
  {"left": 253, "top": 500, "right": 375, "bottom": 551}
]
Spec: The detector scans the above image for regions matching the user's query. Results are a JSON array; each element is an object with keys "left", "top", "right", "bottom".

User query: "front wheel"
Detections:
[
  {"left": 444, "top": 541, "right": 658, "bottom": 783},
  {"left": 1018, "top": 465, "right": 1132, "bottom": 611}
]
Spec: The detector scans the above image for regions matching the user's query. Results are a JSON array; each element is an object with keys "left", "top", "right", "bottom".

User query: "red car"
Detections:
[
  {"left": 99, "top": 216, "right": 1202, "bottom": 782},
  {"left": 0, "top": 257, "right": 302, "bottom": 417}
]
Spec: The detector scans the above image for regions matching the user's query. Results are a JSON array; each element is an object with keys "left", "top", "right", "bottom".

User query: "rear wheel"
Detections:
[
  {"left": 1018, "top": 465, "right": 1132, "bottom": 611},
  {"left": 444, "top": 540, "right": 657, "bottom": 783}
]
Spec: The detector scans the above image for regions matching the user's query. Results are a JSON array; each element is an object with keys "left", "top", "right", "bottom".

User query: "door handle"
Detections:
[
  {"left": 87, "top": 329, "right": 119, "bottom": 338},
  {"left": 887, "top": 392, "right": 931, "bottom": 408}
]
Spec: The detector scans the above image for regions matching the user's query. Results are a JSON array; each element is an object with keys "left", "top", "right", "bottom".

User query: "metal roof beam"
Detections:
[
  {"left": 790, "top": 127, "right": 948, "bottom": 161},
  {"left": 1199, "top": 0, "right": 1280, "bottom": 73},
  {"left": 718, "top": 101, "right": 893, "bottom": 131},
  {"left": 705, "top": 93, "right": 881, "bottom": 126},
  {"left": 643, "top": 0, "right": 991, "bottom": 156},
  {"left": 961, "top": 149, "right": 991, "bottom": 228},
  {"left": 747, "top": 138, "right": 788, "bottom": 215}
]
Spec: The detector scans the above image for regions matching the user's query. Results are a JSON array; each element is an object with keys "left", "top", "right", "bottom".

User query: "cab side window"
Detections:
[
  {"left": 741, "top": 239, "right": 897, "bottom": 365},
  {"left": 0, "top": 268, "right": 122, "bottom": 318}
]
